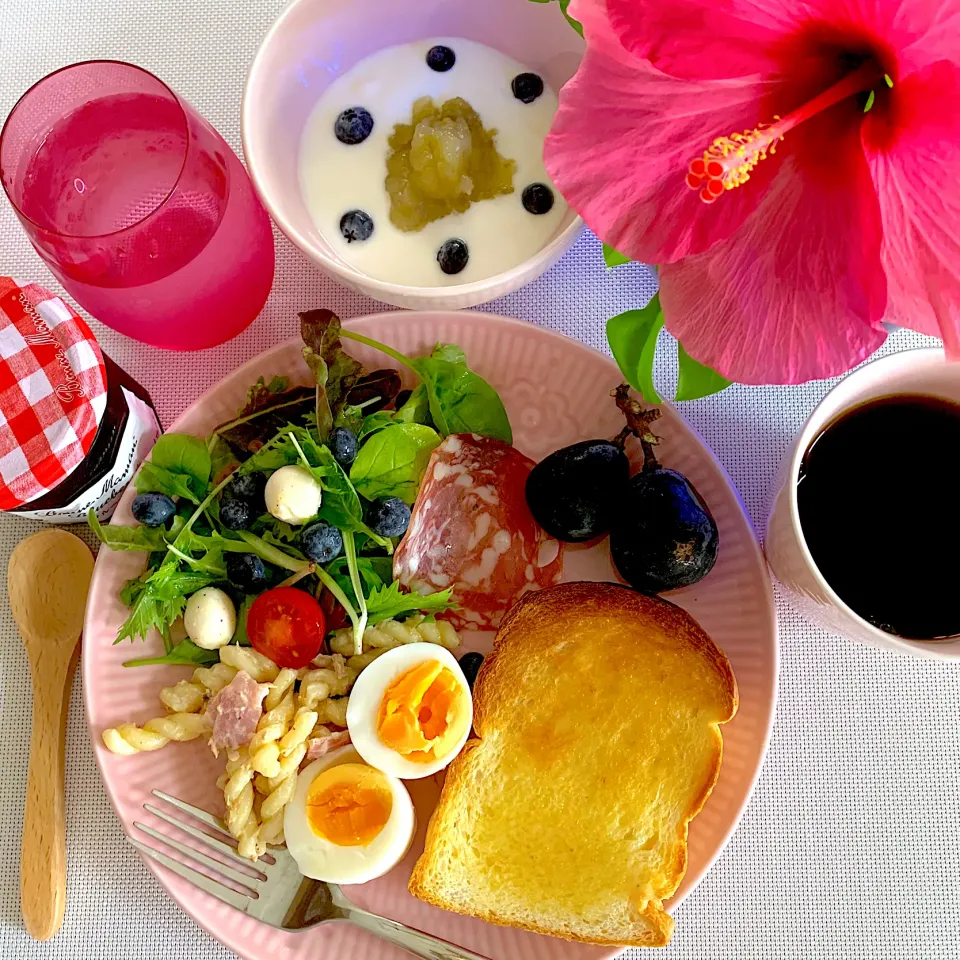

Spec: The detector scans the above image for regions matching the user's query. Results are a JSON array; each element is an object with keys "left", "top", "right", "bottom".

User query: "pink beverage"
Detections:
[{"left": 0, "top": 62, "right": 274, "bottom": 350}]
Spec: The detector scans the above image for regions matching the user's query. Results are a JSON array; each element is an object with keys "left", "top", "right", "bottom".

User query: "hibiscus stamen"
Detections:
[{"left": 687, "top": 60, "right": 886, "bottom": 203}]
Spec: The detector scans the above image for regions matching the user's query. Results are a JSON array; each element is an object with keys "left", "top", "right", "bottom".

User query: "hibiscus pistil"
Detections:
[{"left": 686, "top": 60, "right": 886, "bottom": 203}]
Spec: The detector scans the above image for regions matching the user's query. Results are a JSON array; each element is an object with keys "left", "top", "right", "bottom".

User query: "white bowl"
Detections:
[{"left": 242, "top": 0, "right": 585, "bottom": 309}]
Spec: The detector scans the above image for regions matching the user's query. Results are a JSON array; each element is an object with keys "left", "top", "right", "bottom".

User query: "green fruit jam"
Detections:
[{"left": 385, "top": 96, "right": 516, "bottom": 232}]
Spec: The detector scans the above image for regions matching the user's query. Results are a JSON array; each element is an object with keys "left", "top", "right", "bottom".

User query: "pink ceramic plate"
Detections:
[{"left": 84, "top": 311, "right": 777, "bottom": 960}]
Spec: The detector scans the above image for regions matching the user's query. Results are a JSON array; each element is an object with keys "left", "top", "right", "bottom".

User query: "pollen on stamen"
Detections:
[{"left": 686, "top": 118, "right": 782, "bottom": 204}]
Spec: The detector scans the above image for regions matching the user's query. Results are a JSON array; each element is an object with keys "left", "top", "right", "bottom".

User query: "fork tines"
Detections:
[{"left": 130, "top": 790, "right": 269, "bottom": 912}]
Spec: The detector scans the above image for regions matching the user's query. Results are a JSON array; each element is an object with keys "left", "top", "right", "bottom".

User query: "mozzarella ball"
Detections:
[
  {"left": 183, "top": 587, "right": 236, "bottom": 650},
  {"left": 265, "top": 465, "right": 323, "bottom": 525}
]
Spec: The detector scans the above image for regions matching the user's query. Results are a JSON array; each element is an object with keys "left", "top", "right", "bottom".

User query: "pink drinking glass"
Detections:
[{"left": 0, "top": 61, "right": 275, "bottom": 350}]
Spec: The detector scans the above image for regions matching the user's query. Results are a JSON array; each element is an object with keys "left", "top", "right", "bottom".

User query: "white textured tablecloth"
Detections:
[{"left": 1, "top": 1, "right": 958, "bottom": 957}]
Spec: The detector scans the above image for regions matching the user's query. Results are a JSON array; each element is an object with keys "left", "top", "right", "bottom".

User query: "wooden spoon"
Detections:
[{"left": 8, "top": 530, "right": 94, "bottom": 940}]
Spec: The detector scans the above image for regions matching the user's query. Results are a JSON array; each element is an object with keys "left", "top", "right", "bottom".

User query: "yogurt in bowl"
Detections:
[
  {"left": 299, "top": 38, "right": 568, "bottom": 287},
  {"left": 242, "top": 0, "right": 584, "bottom": 310}
]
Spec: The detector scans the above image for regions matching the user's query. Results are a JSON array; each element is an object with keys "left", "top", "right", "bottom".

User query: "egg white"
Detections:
[
  {"left": 284, "top": 745, "right": 415, "bottom": 884},
  {"left": 346, "top": 642, "right": 473, "bottom": 780}
]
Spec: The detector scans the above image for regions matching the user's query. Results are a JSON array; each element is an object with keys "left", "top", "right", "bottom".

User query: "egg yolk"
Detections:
[
  {"left": 305, "top": 763, "right": 393, "bottom": 846},
  {"left": 376, "top": 660, "right": 469, "bottom": 763}
]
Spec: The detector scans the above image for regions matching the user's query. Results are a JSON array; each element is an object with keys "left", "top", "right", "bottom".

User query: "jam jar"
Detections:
[{"left": 0, "top": 278, "right": 160, "bottom": 522}]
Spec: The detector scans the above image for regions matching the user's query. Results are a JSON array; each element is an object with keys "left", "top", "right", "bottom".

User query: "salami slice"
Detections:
[{"left": 394, "top": 434, "right": 563, "bottom": 629}]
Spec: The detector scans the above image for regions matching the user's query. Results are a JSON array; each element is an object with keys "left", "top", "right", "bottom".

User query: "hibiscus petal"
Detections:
[
  {"left": 658, "top": 116, "right": 887, "bottom": 384},
  {"left": 898, "top": 0, "right": 960, "bottom": 73},
  {"left": 545, "top": 14, "right": 785, "bottom": 262},
  {"left": 864, "top": 60, "right": 960, "bottom": 353},
  {"left": 605, "top": 0, "right": 809, "bottom": 80}
]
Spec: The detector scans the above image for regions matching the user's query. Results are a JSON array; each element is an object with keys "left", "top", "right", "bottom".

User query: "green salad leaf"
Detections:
[
  {"left": 606, "top": 295, "right": 665, "bottom": 405},
  {"left": 135, "top": 461, "right": 202, "bottom": 503},
  {"left": 300, "top": 309, "right": 364, "bottom": 438},
  {"left": 350, "top": 422, "right": 441, "bottom": 504},
  {"left": 356, "top": 410, "right": 397, "bottom": 441},
  {"left": 150, "top": 433, "right": 211, "bottom": 489},
  {"left": 392, "top": 383, "right": 431, "bottom": 425},
  {"left": 365, "top": 581, "right": 456, "bottom": 623},
  {"left": 412, "top": 345, "right": 512, "bottom": 443},
  {"left": 123, "top": 638, "right": 220, "bottom": 668},
  {"left": 89, "top": 511, "right": 169, "bottom": 552}
]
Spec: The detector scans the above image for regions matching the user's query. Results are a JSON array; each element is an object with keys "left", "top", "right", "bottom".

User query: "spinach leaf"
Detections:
[
  {"left": 412, "top": 350, "right": 512, "bottom": 443},
  {"left": 350, "top": 422, "right": 440, "bottom": 503},
  {"left": 357, "top": 410, "right": 397, "bottom": 441},
  {"left": 365, "top": 581, "right": 455, "bottom": 623},
  {"left": 123, "top": 638, "right": 220, "bottom": 668},
  {"left": 392, "top": 383, "right": 431, "bottom": 425},
  {"left": 89, "top": 510, "right": 169, "bottom": 552},
  {"left": 339, "top": 330, "right": 511, "bottom": 442},
  {"left": 300, "top": 309, "right": 364, "bottom": 438},
  {"left": 135, "top": 461, "right": 202, "bottom": 504},
  {"left": 150, "top": 433, "right": 211, "bottom": 491}
]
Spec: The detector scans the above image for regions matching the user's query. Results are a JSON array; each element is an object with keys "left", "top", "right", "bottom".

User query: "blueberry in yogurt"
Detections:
[
  {"left": 511, "top": 72, "right": 544, "bottom": 104},
  {"left": 340, "top": 210, "right": 374, "bottom": 242},
  {"left": 522, "top": 183, "right": 555, "bottom": 215},
  {"left": 426, "top": 45, "right": 456, "bottom": 72},
  {"left": 334, "top": 107, "right": 374, "bottom": 145},
  {"left": 437, "top": 238, "right": 469, "bottom": 275}
]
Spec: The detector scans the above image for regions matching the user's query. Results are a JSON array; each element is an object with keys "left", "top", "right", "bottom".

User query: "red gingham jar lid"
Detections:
[{"left": 0, "top": 278, "right": 108, "bottom": 509}]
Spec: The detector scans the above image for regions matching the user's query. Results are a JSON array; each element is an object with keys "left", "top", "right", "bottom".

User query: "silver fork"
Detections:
[{"left": 129, "top": 790, "right": 491, "bottom": 960}]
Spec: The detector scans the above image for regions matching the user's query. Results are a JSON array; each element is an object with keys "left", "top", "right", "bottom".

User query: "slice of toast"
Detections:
[{"left": 409, "top": 581, "right": 737, "bottom": 946}]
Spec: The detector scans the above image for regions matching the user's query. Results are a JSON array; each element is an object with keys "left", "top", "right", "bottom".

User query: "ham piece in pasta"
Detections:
[{"left": 206, "top": 670, "right": 267, "bottom": 756}]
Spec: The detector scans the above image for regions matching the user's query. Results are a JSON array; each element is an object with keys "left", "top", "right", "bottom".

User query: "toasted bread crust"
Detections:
[{"left": 409, "top": 582, "right": 738, "bottom": 947}]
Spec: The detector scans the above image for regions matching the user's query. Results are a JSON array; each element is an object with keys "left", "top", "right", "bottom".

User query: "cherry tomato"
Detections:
[{"left": 246, "top": 586, "right": 326, "bottom": 668}]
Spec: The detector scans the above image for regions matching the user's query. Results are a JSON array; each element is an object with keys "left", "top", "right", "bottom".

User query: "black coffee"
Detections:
[{"left": 797, "top": 394, "right": 960, "bottom": 640}]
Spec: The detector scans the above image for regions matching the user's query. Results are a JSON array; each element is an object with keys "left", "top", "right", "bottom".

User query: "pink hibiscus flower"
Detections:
[{"left": 544, "top": 0, "right": 960, "bottom": 383}]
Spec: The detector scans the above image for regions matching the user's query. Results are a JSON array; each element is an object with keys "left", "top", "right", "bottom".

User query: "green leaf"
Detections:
[
  {"left": 209, "top": 436, "right": 240, "bottom": 485},
  {"left": 350, "top": 422, "right": 441, "bottom": 504},
  {"left": 150, "top": 433, "right": 211, "bottom": 490},
  {"left": 412, "top": 348, "right": 512, "bottom": 443},
  {"left": 602, "top": 243, "right": 631, "bottom": 268},
  {"left": 430, "top": 343, "right": 467, "bottom": 363},
  {"left": 606, "top": 295, "right": 665, "bottom": 404},
  {"left": 135, "top": 461, "right": 202, "bottom": 504},
  {"left": 300, "top": 309, "right": 364, "bottom": 438},
  {"left": 528, "top": 0, "right": 583, "bottom": 35},
  {"left": 675, "top": 343, "right": 732, "bottom": 402},
  {"left": 123, "top": 639, "right": 220, "bottom": 668},
  {"left": 392, "top": 383, "right": 431, "bottom": 425},
  {"left": 89, "top": 510, "right": 169, "bottom": 552},
  {"left": 357, "top": 410, "right": 397, "bottom": 441},
  {"left": 365, "top": 581, "right": 456, "bottom": 623},
  {"left": 232, "top": 596, "right": 255, "bottom": 647}
]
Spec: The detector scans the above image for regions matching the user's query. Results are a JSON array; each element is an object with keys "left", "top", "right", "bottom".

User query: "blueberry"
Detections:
[
  {"left": 301, "top": 521, "right": 344, "bottom": 563},
  {"left": 437, "top": 238, "right": 469, "bottom": 275},
  {"left": 511, "top": 72, "right": 544, "bottom": 104},
  {"left": 522, "top": 183, "right": 554, "bottom": 215},
  {"left": 229, "top": 471, "right": 267, "bottom": 510},
  {"left": 334, "top": 107, "right": 374, "bottom": 145},
  {"left": 132, "top": 493, "right": 176, "bottom": 528},
  {"left": 339, "top": 210, "right": 374, "bottom": 243},
  {"left": 458, "top": 652, "right": 484, "bottom": 690},
  {"left": 220, "top": 498, "right": 253, "bottom": 531},
  {"left": 330, "top": 427, "right": 358, "bottom": 467},
  {"left": 426, "top": 45, "right": 456, "bottom": 72},
  {"left": 226, "top": 553, "right": 268, "bottom": 593},
  {"left": 369, "top": 496, "right": 411, "bottom": 538}
]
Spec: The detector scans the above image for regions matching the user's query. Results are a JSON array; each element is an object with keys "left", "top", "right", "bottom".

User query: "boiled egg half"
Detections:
[
  {"left": 346, "top": 642, "right": 473, "bottom": 780},
  {"left": 284, "top": 745, "right": 415, "bottom": 883}
]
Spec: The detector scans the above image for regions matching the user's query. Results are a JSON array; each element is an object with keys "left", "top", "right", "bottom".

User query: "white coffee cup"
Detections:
[{"left": 765, "top": 347, "right": 960, "bottom": 660}]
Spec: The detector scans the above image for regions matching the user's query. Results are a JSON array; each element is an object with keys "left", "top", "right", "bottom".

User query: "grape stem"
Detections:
[{"left": 611, "top": 383, "right": 662, "bottom": 472}]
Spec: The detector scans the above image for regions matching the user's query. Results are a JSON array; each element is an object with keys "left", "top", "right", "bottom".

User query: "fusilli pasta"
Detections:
[{"left": 101, "top": 713, "right": 211, "bottom": 755}]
